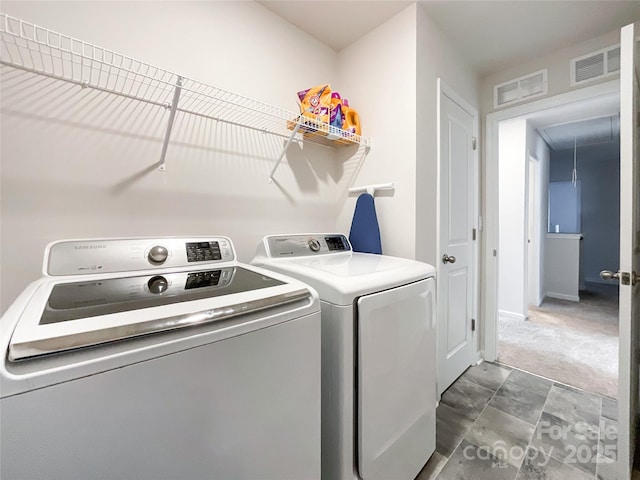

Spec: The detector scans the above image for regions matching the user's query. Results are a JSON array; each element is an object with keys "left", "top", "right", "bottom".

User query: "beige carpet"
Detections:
[{"left": 498, "top": 282, "right": 619, "bottom": 398}]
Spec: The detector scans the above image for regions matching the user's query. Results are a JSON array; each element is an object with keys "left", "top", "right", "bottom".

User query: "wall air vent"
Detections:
[
  {"left": 571, "top": 44, "right": 620, "bottom": 86},
  {"left": 493, "top": 69, "right": 547, "bottom": 109}
]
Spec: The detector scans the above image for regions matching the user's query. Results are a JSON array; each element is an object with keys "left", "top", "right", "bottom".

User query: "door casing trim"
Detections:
[{"left": 483, "top": 80, "right": 619, "bottom": 361}]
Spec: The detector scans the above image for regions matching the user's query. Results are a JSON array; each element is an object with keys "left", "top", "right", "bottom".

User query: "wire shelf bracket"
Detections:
[
  {"left": 0, "top": 13, "right": 372, "bottom": 179},
  {"left": 269, "top": 120, "right": 302, "bottom": 183},
  {"left": 158, "top": 76, "right": 183, "bottom": 171}
]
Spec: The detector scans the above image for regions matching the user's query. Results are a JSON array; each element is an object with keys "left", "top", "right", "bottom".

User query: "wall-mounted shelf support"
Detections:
[
  {"left": 269, "top": 121, "right": 302, "bottom": 182},
  {"left": 348, "top": 183, "right": 394, "bottom": 196},
  {"left": 158, "top": 76, "right": 183, "bottom": 171},
  {"left": 0, "top": 13, "right": 372, "bottom": 179}
]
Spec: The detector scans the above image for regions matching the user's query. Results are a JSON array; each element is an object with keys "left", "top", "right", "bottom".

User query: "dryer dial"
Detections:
[
  {"left": 148, "top": 245, "right": 169, "bottom": 265},
  {"left": 308, "top": 239, "right": 321, "bottom": 252}
]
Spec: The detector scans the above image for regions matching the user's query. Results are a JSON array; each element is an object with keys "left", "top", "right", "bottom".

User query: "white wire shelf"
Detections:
[{"left": 0, "top": 13, "right": 371, "bottom": 179}]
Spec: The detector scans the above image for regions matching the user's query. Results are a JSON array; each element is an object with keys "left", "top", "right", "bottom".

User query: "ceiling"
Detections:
[
  {"left": 258, "top": 1, "right": 640, "bottom": 76},
  {"left": 257, "top": 1, "right": 412, "bottom": 52},
  {"left": 521, "top": 91, "right": 620, "bottom": 154},
  {"left": 540, "top": 115, "right": 620, "bottom": 151}
]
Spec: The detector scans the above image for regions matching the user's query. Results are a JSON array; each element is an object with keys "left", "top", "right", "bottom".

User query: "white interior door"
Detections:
[
  {"left": 617, "top": 21, "right": 640, "bottom": 479},
  {"left": 437, "top": 81, "right": 478, "bottom": 395}
]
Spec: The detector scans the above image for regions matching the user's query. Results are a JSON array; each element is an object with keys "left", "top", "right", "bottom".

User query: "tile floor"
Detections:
[{"left": 416, "top": 362, "right": 618, "bottom": 480}]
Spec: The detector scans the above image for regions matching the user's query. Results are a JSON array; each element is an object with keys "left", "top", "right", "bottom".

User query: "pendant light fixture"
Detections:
[{"left": 571, "top": 136, "right": 578, "bottom": 188}]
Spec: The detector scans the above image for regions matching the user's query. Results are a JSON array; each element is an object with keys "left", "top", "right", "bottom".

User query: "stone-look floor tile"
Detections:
[
  {"left": 599, "top": 417, "right": 617, "bottom": 461},
  {"left": 531, "top": 412, "right": 599, "bottom": 476},
  {"left": 601, "top": 396, "right": 618, "bottom": 421},
  {"left": 544, "top": 384, "right": 602, "bottom": 427},
  {"left": 464, "top": 406, "right": 535, "bottom": 469},
  {"left": 416, "top": 451, "right": 448, "bottom": 480},
  {"left": 507, "top": 369, "right": 553, "bottom": 397},
  {"left": 489, "top": 377, "right": 548, "bottom": 425},
  {"left": 596, "top": 454, "right": 617, "bottom": 480},
  {"left": 440, "top": 376, "right": 495, "bottom": 421},
  {"left": 462, "top": 362, "right": 511, "bottom": 392},
  {"left": 517, "top": 446, "right": 595, "bottom": 480},
  {"left": 436, "top": 402, "right": 474, "bottom": 457},
  {"left": 435, "top": 439, "right": 518, "bottom": 480}
]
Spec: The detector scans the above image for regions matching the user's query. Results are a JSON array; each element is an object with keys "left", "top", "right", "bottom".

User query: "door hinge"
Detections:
[
  {"left": 472, "top": 228, "right": 477, "bottom": 241},
  {"left": 493, "top": 249, "right": 497, "bottom": 257},
  {"left": 472, "top": 137, "right": 477, "bottom": 151},
  {"left": 620, "top": 271, "right": 639, "bottom": 286},
  {"left": 471, "top": 319, "right": 476, "bottom": 332}
]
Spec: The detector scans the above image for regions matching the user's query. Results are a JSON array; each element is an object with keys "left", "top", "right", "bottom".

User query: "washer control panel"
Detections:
[
  {"left": 46, "top": 237, "right": 235, "bottom": 276},
  {"left": 266, "top": 234, "right": 351, "bottom": 258}
]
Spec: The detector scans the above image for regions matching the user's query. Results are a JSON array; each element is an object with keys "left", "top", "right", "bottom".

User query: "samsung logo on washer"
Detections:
[{"left": 74, "top": 244, "right": 107, "bottom": 250}]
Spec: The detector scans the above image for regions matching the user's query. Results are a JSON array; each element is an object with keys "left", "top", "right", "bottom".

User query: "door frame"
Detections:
[
  {"left": 526, "top": 152, "right": 542, "bottom": 309},
  {"left": 617, "top": 21, "right": 638, "bottom": 478},
  {"left": 483, "top": 79, "right": 619, "bottom": 361},
  {"left": 436, "top": 78, "right": 481, "bottom": 372}
]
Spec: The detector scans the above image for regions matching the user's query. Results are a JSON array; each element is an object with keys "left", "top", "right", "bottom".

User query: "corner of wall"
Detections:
[{"left": 335, "top": 4, "right": 419, "bottom": 259}]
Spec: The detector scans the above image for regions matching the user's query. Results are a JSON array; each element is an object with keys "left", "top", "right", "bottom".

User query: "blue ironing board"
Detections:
[{"left": 349, "top": 193, "right": 382, "bottom": 254}]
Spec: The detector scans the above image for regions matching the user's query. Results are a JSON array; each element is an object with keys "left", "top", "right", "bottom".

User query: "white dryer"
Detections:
[
  {"left": 253, "top": 233, "right": 437, "bottom": 480},
  {"left": 1, "top": 236, "right": 321, "bottom": 480}
]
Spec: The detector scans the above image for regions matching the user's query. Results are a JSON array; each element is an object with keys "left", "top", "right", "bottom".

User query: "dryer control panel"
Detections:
[
  {"left": 45, "top": 237, "right": 236, "bottom": 276},
  {"left": 265, "top": 234, "right": 351, "bottom": 258}
]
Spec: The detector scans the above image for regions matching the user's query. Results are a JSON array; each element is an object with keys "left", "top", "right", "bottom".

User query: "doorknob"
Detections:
[
  {"left": 600, "top": 270, "right": 620, "bottom": 281},
  {"left": 442, "top": 254, "right": 456, "bottom": 264}
]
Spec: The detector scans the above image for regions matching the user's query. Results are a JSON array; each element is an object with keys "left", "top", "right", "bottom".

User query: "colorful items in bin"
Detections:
[
  {"left": 287, "top": 84, "right": 362, "bottom": 142},
  {"left": 341, "top": 99, "right": 361, "bottom": 136},
  {"left": 296, "top": 84, "right": 332, "bottom": 133},
  {"left": 334, "top": 98, "right": 361, "bottom": 144},
  {"left": 329, "top": 92, "right": 344, "bottom": 128}
]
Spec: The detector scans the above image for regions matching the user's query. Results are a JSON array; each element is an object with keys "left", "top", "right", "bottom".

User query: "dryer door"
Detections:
[{"left": 357, "top": 277, "right": 436, "bottom": 480}]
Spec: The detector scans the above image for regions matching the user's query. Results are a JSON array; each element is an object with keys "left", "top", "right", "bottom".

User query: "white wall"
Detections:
[
  {"left": 498, "top": 119, "right": 550, "bottom": 319},
  {"left": 334, "top": 3, "right": 479, "bottom": 264},
  {"left": 498, "top": 118, "right": 528, "bottom": 320},
  {"left": 0, "top": 1, "right": 344, "bottom": 312},
  {"left": 335, "top": 4, "right": 418, "bottom": 258}
]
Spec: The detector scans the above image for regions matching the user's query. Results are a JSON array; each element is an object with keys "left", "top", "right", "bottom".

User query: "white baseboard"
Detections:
[
  {"left": 546, "top": 292, "right": 580, "bottom": 302},
  {"left": 529, "top": 293, "right": 546, "bottom": 308},
  {"left": 499, "top": 310, "right": 526, "bottom": 321}
]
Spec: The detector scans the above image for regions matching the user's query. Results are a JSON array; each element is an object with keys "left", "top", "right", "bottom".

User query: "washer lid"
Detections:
[
  {"left": 8, "top": 266, "right": 310, "bottom": 361},
  {"left": 254, "top": 252, "right": 436, "bottom": 305}
]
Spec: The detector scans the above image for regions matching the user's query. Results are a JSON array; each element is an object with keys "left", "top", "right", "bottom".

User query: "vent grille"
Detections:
[
  {"left": 607, "top": 47, "right": 620, "bottom": 73},
  {"left": 571, "top": 44, "right": 620, "bottom": 85},
  {"left": 575, "top": 53, "right": 604, "bottom": 82},
  {"left": 494, "top": 69, "right": 547, "bottom": 108}
]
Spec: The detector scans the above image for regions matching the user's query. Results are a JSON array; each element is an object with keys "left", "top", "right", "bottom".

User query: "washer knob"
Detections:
[
  {"left": 308, "top": 239, "right": 321, "bottom": 252},
  {"left": 148, "top": 245, "right": 169, "bottom": 265},
  {"left": 148, "top": 276, "right": 169, "bottom": 294}
]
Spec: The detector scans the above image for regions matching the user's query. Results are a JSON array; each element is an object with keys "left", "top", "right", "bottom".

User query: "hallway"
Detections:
[{"left": 498, "top": 282, "right": 619, "bottom": 397}]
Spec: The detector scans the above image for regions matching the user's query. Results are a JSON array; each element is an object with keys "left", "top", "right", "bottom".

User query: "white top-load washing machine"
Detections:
[
  {"left": 1, "top": 236, "right": 321, "bottom": 480},
  {"left": 252, "top": 233, "right": 437, "bottom": 480}
]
